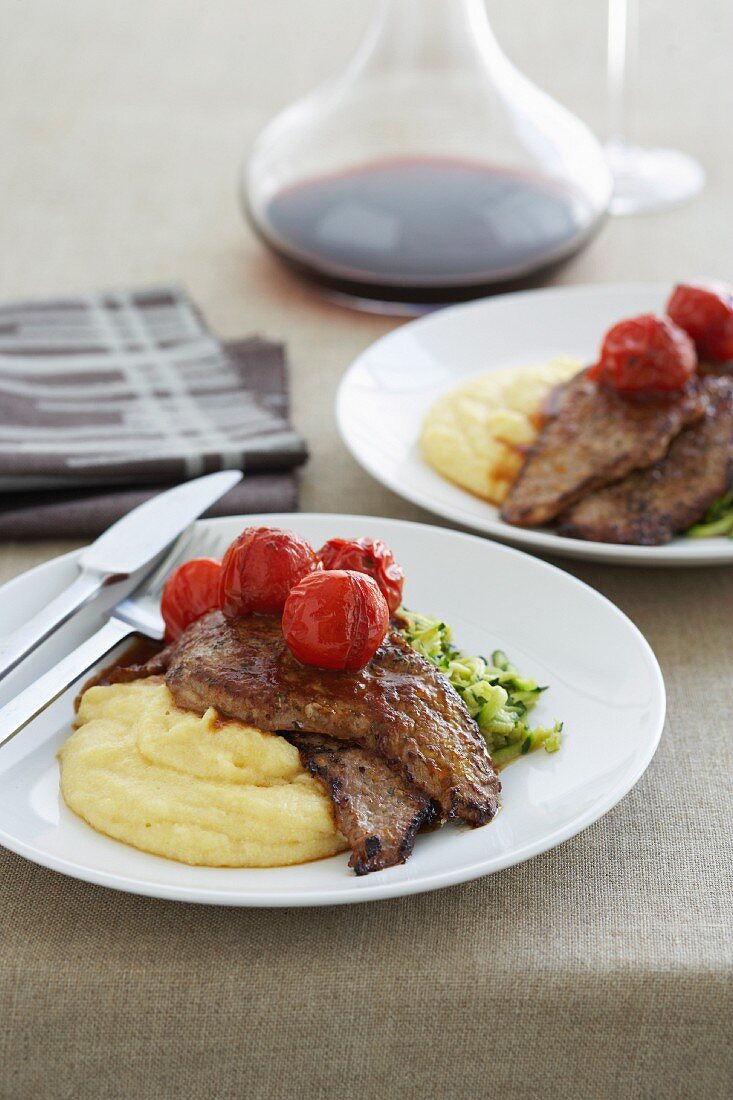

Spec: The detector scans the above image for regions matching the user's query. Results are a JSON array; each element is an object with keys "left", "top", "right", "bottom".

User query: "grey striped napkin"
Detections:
[{"left": 0, "top": 285, "right": 307, "bottom": 537}]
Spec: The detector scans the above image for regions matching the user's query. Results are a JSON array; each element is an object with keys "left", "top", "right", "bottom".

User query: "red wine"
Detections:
[{"left": 253, "top": 158, "right": 603, "bottom": 305}]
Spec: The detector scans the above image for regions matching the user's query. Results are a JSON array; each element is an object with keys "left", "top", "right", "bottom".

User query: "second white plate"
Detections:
[{"left": 337, "top": 283, "right": 733, "bottom": 565}]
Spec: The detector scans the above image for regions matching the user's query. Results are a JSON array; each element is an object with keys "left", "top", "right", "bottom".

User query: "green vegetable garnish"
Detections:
[
  {"left": 686, "top": 489, "right": 733, "bottom": 538},
  {"left": 397, "top": 609, "right": 562, "bottom": 766}
]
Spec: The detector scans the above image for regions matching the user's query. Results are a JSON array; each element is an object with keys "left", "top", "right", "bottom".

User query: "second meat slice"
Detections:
[{"left": 500, "top": 369, "right": 706, "bottom": 527}]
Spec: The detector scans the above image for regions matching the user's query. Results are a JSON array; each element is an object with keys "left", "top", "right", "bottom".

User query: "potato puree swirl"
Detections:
[
  {"left": 58, "top": 679, "right": 348, "bottom": 867},
  {"left": 420, "top": 356, "right": 581, "bottom": 505}
]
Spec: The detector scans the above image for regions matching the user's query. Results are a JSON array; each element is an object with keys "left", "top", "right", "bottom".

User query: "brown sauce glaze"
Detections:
[{"left": 76, "top": 638, "right": 167, "bottom": 709}]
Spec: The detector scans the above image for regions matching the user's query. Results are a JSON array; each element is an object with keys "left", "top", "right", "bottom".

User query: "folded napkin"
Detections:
[{"left": 0, "top": 285, "right": 307, "bottom": 537}]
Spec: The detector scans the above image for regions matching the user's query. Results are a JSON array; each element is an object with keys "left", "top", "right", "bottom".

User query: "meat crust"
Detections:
[
  {"left": 164, "top": 611, "right": 501, "bottom": 826},
  {"left": 501, "top": 370, "right": 706, "bottom": 527},
  {"left": 558, "top": 376, "right": 733, "bottom": 545},
  {"left": 287, "top": 733, "right": 434, "bottom": 875}
]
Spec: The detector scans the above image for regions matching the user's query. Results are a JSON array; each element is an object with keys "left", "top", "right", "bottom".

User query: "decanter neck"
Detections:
[{"left": 355, "top": 0, "right": 502, "bottom": 73}]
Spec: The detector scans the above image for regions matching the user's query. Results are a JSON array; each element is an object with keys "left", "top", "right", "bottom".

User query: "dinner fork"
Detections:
[{"left": 0, "top": 526, "right": 230, "bottom": 749}]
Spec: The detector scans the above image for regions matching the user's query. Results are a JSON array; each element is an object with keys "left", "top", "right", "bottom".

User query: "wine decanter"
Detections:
[{"left": 243, "top": 0, "right": 613, "bottom": 312}]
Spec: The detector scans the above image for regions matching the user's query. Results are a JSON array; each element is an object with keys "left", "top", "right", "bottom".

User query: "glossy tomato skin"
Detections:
[
  {"left": 219, "top": 526, "right": 320, "bottom": 618},
  {"left": 282, "top": 570, "right": 389, "bottom": 671},
  {"left": 588, "top": 313, "right": 697, "bottom": 393},
  {"left": 667, "top": 281, "right": 733, "bottom": 362},
  {"left": 161, "top": 557, "right": 222, "bottom": 643},
  {"left": 317, "top": 537, "right": 405, "bottom": 614}
]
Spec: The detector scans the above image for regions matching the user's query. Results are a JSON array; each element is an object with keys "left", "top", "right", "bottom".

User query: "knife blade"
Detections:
[{"left": 0, "top": 469, "right": 242, "bottom": 680}]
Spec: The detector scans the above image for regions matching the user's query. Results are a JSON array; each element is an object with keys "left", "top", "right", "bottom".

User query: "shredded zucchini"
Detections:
[
  {"left": 397, "top": 609, "right": 562, "bottom": 767},
  {"left": 686, "top": 489, "right": 733, "bottom": 538}
]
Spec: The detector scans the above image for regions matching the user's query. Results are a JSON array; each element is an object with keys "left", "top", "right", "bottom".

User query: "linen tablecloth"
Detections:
[{"left": 1, "top": 1, "right": 731, "bottom": 1098}]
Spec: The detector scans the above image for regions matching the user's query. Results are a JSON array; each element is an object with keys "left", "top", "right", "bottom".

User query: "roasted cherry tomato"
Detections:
[
  {"left": 588, "top": 313, "right": 697, "bottom": 393},
  {"left": 667, "top": 281, "right": 733, "bottom": 362},
  {"left": 219, "top": 526, "right": 320, "bottom": 618},
  {"left": 161, "top": 557, "right": 222, "bottom": 643},
  {"left": 317, "top": 537, "right": 405, "bottom": 614},
  {"left": 282, "top": 570, "right": 389, "bottom": 671}
]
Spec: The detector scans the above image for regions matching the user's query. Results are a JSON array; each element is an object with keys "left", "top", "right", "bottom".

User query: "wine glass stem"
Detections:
[{"left": 607, "top": 0, "right": 638, "bottom": 147}]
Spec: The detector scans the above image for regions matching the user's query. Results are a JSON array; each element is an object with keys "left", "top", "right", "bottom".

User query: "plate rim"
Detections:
[
  {"left": 0, "top": 512, "right": 666, "bottom": 906},
  {"left": 336, "top": 281, "right": 733, "bottom": 566}
]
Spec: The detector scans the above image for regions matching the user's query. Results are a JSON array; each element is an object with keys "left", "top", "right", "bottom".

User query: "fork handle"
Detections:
[
  {"left": 0, "top": 570, "right": 110, "bottom": 683},
  {"left": 0, "top": 616, "right": 135, "bottom": 750}
]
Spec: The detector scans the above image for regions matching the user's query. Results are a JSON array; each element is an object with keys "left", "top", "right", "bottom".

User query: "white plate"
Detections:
[
  {"left": 0, "top": 514, "right": 664, "bottom": 906},
  {"left": 337, "top": 283, "right": 733, "bottom": 566}
]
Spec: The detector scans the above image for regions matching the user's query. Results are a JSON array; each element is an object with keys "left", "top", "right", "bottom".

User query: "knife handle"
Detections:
[
  {"left": 0, "top": 570, "right": 109, "bottom": 683},
  {"left": 0, "top": 616, "right": 134, "bottom": 749}
]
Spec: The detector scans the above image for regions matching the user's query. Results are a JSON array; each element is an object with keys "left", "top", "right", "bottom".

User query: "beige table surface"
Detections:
[{"left": 1, "top": 2, "right": 732, "bottom": 1098}]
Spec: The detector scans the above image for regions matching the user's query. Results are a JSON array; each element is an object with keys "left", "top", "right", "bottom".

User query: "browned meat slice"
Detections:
[
  {"left": 287, "top": 733, "right": 434, "bottom": 875},
  {"left": 164, "top": 611, "right": 500, "bottom": 826},
  {"left": 501, "top": 369, "right": 706, "bottom": 527},
  {"left": 557, "top": 376, "right": 733, "bottom": 545}
]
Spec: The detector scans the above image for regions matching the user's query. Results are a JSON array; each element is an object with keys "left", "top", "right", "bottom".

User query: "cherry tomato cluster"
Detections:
[
  {"left": 588, "top": 280, "right": 733, "bottom": 394},
  {"left": 160, "top": 527, "right": 405, "bottom": 671}
]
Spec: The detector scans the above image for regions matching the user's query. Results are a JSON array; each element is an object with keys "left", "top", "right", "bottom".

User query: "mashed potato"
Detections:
[
  {"left": 420, "top": 357, "right": 582, "bottom": 504},
  {"left": 58, "top": 679, "right": 348, "bottom": 867}
]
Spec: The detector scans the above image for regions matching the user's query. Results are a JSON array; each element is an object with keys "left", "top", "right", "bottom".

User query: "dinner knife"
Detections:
[{"left": 0, "top": 469, "right": 242, "bottom": 681}]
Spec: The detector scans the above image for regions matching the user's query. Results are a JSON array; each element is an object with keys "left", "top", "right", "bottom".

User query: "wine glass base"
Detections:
[{"left": 605, "top": 143, "right": 705, "bottom": 216}]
